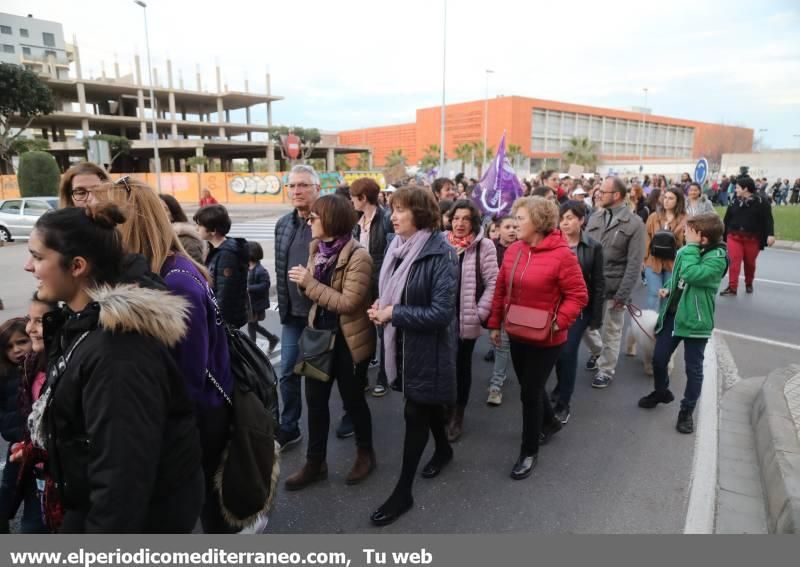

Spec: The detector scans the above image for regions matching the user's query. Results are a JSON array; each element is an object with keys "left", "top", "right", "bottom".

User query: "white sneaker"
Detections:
[{"left": 487, "top": 390, "right": 502, "bottom": 406}]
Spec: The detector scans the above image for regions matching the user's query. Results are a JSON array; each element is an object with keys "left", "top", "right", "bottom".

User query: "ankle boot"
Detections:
[
  {"left": 345, "top": 447, "right": 376, "bottom": 485},
  {"left": 447, "top": 405, "right": 465, "bottom": 442},
  {"left": 285, "top": 460, "right": 328, "bottom": 491}
]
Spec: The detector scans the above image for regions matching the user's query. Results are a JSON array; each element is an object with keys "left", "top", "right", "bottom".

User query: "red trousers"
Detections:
[{"left": 727, "top": 232, "right": 760, "bottom": 290}]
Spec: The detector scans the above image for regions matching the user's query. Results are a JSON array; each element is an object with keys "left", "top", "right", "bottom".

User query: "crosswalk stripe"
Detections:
[{"left": 228, "top": 218, "right": 278, "bottom": 241}]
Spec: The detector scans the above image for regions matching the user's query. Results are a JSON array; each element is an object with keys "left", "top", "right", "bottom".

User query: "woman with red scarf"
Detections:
[
  {"left": 285, "top": 195, "right": 376, "bottom": 490},
  {"left": 444, "top": 200, "right": 498, "bottom": 441}
]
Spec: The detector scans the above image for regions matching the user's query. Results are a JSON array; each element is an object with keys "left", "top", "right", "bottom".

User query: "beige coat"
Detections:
[{"left": 300, "top": 238, "right": 375, "bottom": 364}]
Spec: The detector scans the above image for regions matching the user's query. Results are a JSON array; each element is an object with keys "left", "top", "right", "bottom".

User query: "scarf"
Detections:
[
  {"left": 446, "top": 231, "right": 475, "bottom": 255},
  {"left": 378, "top": 229, "right": 432, "bottom": 384},
  {"left": 313, "top": 234, "right": 351, "bottom": 282}
]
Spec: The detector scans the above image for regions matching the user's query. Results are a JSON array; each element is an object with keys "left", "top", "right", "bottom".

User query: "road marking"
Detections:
[
  {"left": 715, "top": 329, "right": 800, "bottom": 352},
  {"left": 684, "top": 337, "right": 718, "bottom": 534},
  {"left": 745, "top": 277, "right": 800, "bottom": 288}
]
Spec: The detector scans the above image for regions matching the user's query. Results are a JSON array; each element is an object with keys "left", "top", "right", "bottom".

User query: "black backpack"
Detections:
[{"left": 650, "top": 228, "right": 678, "bottom": 260}]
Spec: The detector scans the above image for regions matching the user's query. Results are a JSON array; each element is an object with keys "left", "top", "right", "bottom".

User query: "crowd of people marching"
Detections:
[{"left": 0, "top": 162, "right": 777, "bottom": 533}]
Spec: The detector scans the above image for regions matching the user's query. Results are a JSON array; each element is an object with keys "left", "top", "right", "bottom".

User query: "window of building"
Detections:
[
  {"left": 0, "top": 25, "right": 11, "bottom": 35},
  {"left": 20, "top": 28, "right": 29, "bottom": 37},
  {"left": 44, "top": 50, "right": 56, "bottom": 58},
  {"left": 2, "top": 44, "right": 14, "bottom": 54},
  {"left": 42, "top": 32, "right": 55, "bottom": 46},
  {"left": 22, "top": 46, "right": 30, "bottom": 55}
]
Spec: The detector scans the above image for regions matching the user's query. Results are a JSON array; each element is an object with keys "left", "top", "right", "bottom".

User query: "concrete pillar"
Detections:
[
  {"left": 196, "top": 65, "right": 202, "bottom": 91},
  {"left": 134, "top": 54, "right": 142, "bottom": 86},
  {"left": 245, "top": 106, "right": 252, "bottom": 141},
  {"left": 166, "top": 59, "right": 173, "bottom": 88},
  {"left": 215, "top": 64, "right": 222, "bottom": 93},
  {"left": 169, "top": 93, "right": 178, "bottom": 139},
  {"left": 247, "top": 157, "right": 254, "bottom": 173},
  {"left": 137, "top": 89, "right": 147, "bottom": 139},
  {"left": 267, "top": 141, "right": 276, "bottom": 172},
  {"left": 178, "top": 69, "right": 184, "bottom": 90},
  {"left": 152, "top": 67, "right": 159, "bottom": 87},
  {"left": 216, "top": 97, "right": 225, "bottom": 138},
  {"left": 195, "top": 147, "right": 205, "bottom": 173},
  {"left": 73, "top": 34, "right": 83, "bottom": 79},
  {"left": 326, "top": 147, "right": 335, "bottom": 172},
  {"left": 81, "top": 118, "right": 89, "bottom": 139},
  {"left": 76, "top": 83, "right": 87, "bottom": 114}
]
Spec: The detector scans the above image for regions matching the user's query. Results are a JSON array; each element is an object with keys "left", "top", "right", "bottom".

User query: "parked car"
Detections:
[{"left": 0, "top": 197, "right": 59, "bottom": 242}]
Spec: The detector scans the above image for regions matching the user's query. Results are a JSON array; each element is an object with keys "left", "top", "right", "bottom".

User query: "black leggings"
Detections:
[
  {"left": 509, "top": 340, "right": 562, "bottom": 456},
  {"left": 247, "top": 322, "right": 279, "bottom": 343},
  {"left": 390, "top": 400, "right": 450, "bottom": 498},
  {"left": 456, "top": 338, "right": 477, "bottom": 407},
  {"left": 305, "top": 335, "right": 372, "bottom": 462}
]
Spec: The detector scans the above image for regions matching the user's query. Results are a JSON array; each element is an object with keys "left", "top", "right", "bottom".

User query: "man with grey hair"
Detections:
[
  {"left": 274, "top": 164, "right": 321, "bottom": 450},
  {"left": 585, "top": 176, "right": 646, "bottom": 389}
]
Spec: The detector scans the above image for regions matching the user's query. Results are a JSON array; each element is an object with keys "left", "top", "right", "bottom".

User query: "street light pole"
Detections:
[
  {"left": 134, "top": 0, "right": 161, "bottom": 192},
  {"left": 639, "top": 87, "right": 648, "bottom": 175},
  {"left": 483, "top": 69, "right": 494, "bottom": 174},
  {"left": 439, "top": 0, "right": 447, "bottom": 173}
]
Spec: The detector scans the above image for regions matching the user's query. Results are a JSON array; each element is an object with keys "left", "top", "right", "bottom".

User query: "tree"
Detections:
[
  {"left": 356, "top": 153, "right": 371, "bottom": 170},
  {"left": 384, "top": 149, "right": 407, "bottom": 168},
  {"left": 267, "top": 126, "right": 322, "bottom": 164},
  {"left": 471, "top": 141, "right": 494, "bottom": 177},
  {"left": 9, "top": 137, "right": 50, "bottom": 156},
  {"left": 0, "top": 63, "right": 56, "bottom": 173},
  {"left": 454, "top": 143, "right": 473, "bottom": 174},
  {"left": 186, "top": 155, "right": 209, "bottom": 172},
  {"left": 18, "top": 151, "right": 60, "bottom": 197},
  {"left": 335, "top": 154, "right": 351, "bottom": 171},
  {"left": 562, "top": 137, "right": 598, "bottom": 171},
  {"left": 419, "top": 144, "right": 444, "bottom": 172},
  {"left": 82, "top": 134, "right": 132, "bottom": 168},
  {"left": 506, "top": 144, "right": 526, "bottom": 169}
]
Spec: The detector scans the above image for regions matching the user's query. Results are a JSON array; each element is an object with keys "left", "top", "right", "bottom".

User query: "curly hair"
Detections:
[{"left": 512, "top": 196, "right": 559, "bottom": 233}]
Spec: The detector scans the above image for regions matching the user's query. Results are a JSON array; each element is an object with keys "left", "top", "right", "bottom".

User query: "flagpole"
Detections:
[
  {"left": 439, "top": 0, "right": 447, "bottom": 173},
  {"left": 483, "top": 69, "right": 494, "bottom": 171}
]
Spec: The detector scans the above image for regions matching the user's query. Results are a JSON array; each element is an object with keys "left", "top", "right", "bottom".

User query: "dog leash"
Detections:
[{"left": 626, "top": 303, "right": 657, "bottom": 342}]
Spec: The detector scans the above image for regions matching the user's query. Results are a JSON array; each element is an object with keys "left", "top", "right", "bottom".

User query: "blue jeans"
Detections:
[
  {"left": 552, "top": 314, "right": 591, "bottom": 406},
  {"left": 644, "top": 267, "right": 672, "bottom": 311},
  {"left": 279, "top": 316, "right": 306, "bottom": 435},
  {"left": 653, "top": 311, "right": 708, "bottom": 412},
  {"left": 489, "top": 327, "right": 510, "bottom": 391}
]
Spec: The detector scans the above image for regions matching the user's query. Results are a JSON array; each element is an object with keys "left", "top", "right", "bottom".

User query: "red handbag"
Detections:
[{"left": 503, "top": 249, "right": 559, "bottom": 344}]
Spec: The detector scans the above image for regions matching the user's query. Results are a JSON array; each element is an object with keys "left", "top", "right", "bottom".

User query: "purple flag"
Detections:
[{"left": 471, "top": 132, "right": 523, "bottom": 218}]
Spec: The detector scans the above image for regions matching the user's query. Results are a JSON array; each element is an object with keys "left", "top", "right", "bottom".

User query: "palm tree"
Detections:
[
  {"left": 356, "top": 153, "right": 371, "bottom": 170},
  {"left": 384, "top": 148, "right": 407, "bottom": 168},
  {"left": 335, "top": 154, "right": 351, "bottom": 171},
  {"left": 454, "top": 143, "right": 473, "bottom": 174},
  {"left": 471, "top": 141, "right": 494, "bottom": 178},
  {"left": 506, "top": 144, "right": 526, "bottom": 170},
  {"left": 562, "top": 137, "right": 599, "bottom": 171},
  {"left": 419, "top": 144, "right": 444, "bottom": 172}
]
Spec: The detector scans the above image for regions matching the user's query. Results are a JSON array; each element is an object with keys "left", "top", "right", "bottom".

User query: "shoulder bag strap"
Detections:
[{"left": 504, "top": 248, "right": 524, "bottom": 315}]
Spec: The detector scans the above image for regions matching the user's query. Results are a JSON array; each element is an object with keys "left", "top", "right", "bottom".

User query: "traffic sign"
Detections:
[{"left": 694, "top": 158, "right": 709, "bottom": 185}]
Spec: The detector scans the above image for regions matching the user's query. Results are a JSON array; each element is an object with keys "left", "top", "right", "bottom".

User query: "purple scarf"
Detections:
[{"left": 314, "top": 234, "right": 351, "bottom": 282}]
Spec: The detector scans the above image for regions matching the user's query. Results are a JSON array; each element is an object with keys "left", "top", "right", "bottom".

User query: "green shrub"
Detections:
[{"left": 18, "top": 151, "right": 60, "bottom": 197}]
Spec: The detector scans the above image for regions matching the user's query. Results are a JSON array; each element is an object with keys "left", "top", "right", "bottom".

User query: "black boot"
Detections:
[{"left": 676, "top": 410, "right": 694, "bottom": 434}]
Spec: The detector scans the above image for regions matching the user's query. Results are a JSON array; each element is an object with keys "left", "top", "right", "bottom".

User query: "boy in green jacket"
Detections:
[{"left": 637, "top": 213, "right": 728, "bottom": 434}]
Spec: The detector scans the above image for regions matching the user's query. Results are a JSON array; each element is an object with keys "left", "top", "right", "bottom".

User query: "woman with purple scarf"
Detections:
[
  {"left": 285, "top": 195, "right": 376, "bottom": 490},
  {"left": 368, "top": 187, "right": 458, "bottom": 527}
]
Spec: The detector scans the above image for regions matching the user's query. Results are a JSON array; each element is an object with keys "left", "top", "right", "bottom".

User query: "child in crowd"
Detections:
[
  {"left": 194, "top": 204, "right": 250, "bottom": 329},
  {"left": 247, "top": 241, "right": 280, "bottom": 353},
  {"left": 0, "top": 317, "right": 45, "bottom": 533},
  {"left": 638, "top": 213, "right": 728, "bottom": 434},
  {"left": 485, "top": 215, "right": 518, "bottom": 405}
]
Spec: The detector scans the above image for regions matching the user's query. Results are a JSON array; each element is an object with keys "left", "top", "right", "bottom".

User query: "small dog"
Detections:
[{"left": 625, "top": 309, "right": 674, "bottom": 376}]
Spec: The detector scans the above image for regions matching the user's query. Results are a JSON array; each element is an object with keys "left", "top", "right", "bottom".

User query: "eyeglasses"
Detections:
[
  {"left": 69, "top": 186, "right": 99, "bottom": 201},
  {"left": 286, "top": 182, "right": 317, "bottom": 190},
  {"left": 307, "top": 214, "right": 320, "bottom": 224}
]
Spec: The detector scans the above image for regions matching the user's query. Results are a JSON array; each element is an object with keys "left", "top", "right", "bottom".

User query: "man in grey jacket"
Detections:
[{"left": 585, "top": 176, "right": 646, "bottom": 388}]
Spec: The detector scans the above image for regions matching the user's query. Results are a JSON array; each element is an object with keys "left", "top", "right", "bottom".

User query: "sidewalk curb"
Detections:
[
  {"left": 772, "top": 240, "right": 800, "bottom": 252},
  {"left": 683, "top": 336, "right": 719, "bottom": 533},
  {"left": 752, "top": 364, "right": 800, "bottom": 533}
]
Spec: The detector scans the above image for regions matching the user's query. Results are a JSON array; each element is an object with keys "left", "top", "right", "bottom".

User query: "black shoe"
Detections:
[
  {"left": 370, "top": 493, "right": 414, "bottom": 527},
  {"left": 719, "top": 287, "right": 737, "bottom": 296},
  {"left": 267, "top": 336, "right": 280, "bottom": 354},
  {"left": 676, "top": 410, "right": 694, "bottom": 434},
  {"left": 421, "top": 449, "right": 453, "bottom": 479},
  {"left": 484, "top": 349, "right": 495, "bottom": 362},
  {"left": 336, "top": 414, "right": 355, "bottom": 438},
  {"left": 585, "top": 355, "right": 599, "bottom": 371},
  {"left": 746, "top": 284, "right": 753, "bottom": 294},
  {"left": 638, "top": 389, "right": 675, "bottom": 409},
  {"left": 554, "top": 403, "right": 571, "bottom": 424},
  {"left": 276, "top": 429, "right": 302, "bottom": 452},
  {"left": 510, "top": 453, "right": 538, "bottom": 480},
  {"left": 538, "top": 419, "right": 563, "bottom": 446}
]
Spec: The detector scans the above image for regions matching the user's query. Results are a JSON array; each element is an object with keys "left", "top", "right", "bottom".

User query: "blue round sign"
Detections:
[{"left": 694, "top": 158, "right": 709, "bottom": 185}]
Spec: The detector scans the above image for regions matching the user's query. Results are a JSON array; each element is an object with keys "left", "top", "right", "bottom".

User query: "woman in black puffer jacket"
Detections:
[{"left": 368, "top": 186, "right": 457, "bottom": 527}]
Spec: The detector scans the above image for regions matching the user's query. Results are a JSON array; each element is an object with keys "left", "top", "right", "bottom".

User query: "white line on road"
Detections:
[
  {"left": 745, "top": 277, "right": 800, "bottom": 288},
  {"left": 715, "top": 329, "right": 800, "bottom": 352},
  {"left": 684, "top": 337, "right": 718, "bottom": 534}
]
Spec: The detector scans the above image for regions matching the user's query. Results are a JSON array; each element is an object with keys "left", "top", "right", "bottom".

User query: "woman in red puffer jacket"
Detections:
[{"left": 488, "top": 196, "right": 587, "bottom": 481}]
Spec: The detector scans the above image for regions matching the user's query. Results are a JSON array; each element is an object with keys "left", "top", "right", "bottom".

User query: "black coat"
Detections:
[
  {"left": 723, "top": 194, "right": 775, "bottom": 250},
  {"left": 353, "top": 206, "right": 394, "bottom": 301},
  {"left": 247, "top": 263, "right": 271, "bottom": 312},
  {"left": 0, "top": 365, "right": 22, "bottom": 443},
  {"left": 392, "top": 232, "right": 458, "bottom": 405},
  {"left": 206, "top": 237, "right": 249, "bottom": 328},
  {"left": 575, "top": 233, "right": 605, "bottom": 329},
  {"left": 42, "top": 285, "right": 203, "bottom": 533},
  {"left": 275, "top": 210, "right": 305, "bottom": 324}
]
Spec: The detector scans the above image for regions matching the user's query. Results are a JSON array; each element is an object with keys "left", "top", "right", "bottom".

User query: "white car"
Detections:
[{"left": 0, "top": 197, "right": 59, "bottom": 242}]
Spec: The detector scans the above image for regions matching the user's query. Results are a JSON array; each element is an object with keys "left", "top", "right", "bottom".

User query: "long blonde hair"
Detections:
[{"left": 96, "top": 177, "right": 210, "bottom": 280}]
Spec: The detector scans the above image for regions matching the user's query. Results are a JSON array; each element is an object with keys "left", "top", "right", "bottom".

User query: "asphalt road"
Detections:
[{"left": 9, "top": 226, "right": 797, "bottom": 533}]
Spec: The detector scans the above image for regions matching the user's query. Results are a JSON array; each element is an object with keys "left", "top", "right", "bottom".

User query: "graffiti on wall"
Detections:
[{"left": 228, "top": 174, "right": 283, "bottom": 196}]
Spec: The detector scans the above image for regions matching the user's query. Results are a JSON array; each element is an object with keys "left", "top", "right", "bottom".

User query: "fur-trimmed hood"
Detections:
[{"left": 87, "top": 284, "right": 190, "bottom": 348}]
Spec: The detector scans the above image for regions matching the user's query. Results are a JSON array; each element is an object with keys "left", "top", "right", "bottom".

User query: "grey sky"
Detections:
[{"left": 6, "top": 0, "right": 800, "bottom": 147}]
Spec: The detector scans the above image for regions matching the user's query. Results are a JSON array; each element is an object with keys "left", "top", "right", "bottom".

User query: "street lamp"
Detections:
[
  {"left": 638, "top": 87, "right": 648, "bottom": 174},
  {"left": 134, "top": 0, "right": 161, "bottom": 192},
  {"left": 483, "top": 69, "right": 494, "bottom": 174},
  {"left": 439, "top": 0, "right": 447, "bottom": 172}
]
